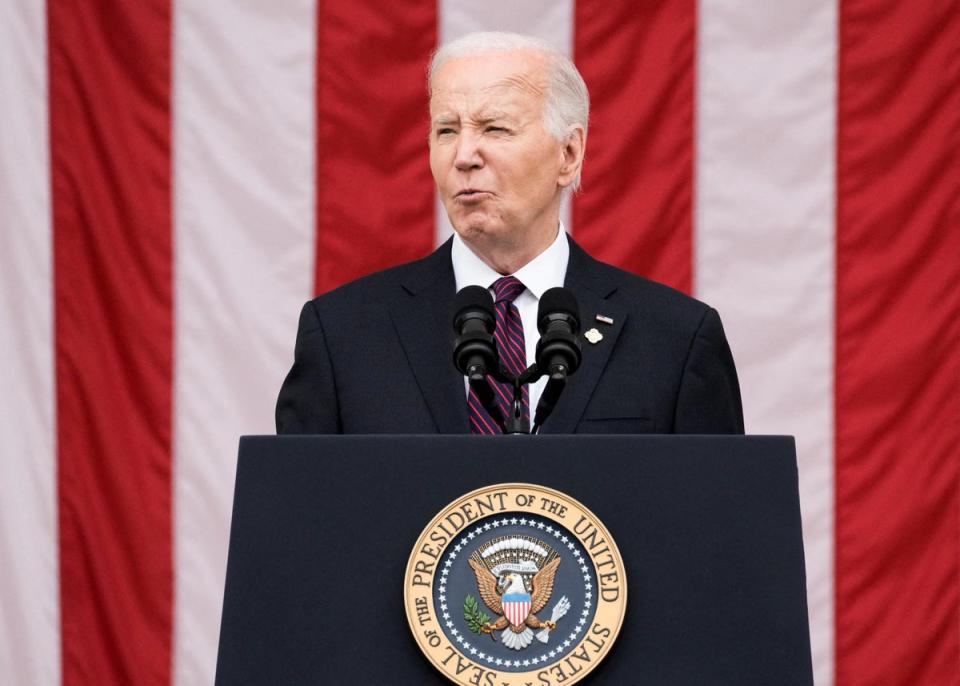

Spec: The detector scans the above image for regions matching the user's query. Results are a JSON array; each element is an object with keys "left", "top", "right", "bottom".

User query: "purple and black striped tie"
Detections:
[{"left": 468, "top": 276, "right": 530, "bottom": 434}]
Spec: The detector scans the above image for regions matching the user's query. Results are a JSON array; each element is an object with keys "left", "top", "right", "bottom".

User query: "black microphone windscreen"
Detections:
[
  {"left": 452, "top": 285, "right": 495, "bottom": 328},
  {"left": 538, "top": 287, "right": 580, "bottom": 330}
]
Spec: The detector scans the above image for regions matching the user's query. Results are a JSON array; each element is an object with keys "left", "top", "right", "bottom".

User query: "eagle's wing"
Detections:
[
  {"left": 530, "top": 557, "right": 561, "bottom": 614},
  {"left": 469, "top": 558, "right": 503, "bottom": 615}
]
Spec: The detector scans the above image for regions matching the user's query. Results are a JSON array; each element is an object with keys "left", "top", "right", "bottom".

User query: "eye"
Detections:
[
  {"left": 486, "top": 126, "right": 508, "bottom": 133},
  {"left": 436, "top": 128, "right": 455, "bottom": 136}
]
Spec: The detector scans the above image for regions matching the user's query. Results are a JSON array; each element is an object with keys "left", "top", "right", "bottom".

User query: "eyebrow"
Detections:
[
  {"left": 474, "top": 110, "right": 512, "bottom": 124},
  {"left": 431, "top": 109, "right": 517, "bottom": 128}
]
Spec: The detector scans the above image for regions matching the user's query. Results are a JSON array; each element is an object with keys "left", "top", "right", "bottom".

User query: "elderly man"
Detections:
[{"left": 276, "top": 32, "right": 743, "bottom": 435}]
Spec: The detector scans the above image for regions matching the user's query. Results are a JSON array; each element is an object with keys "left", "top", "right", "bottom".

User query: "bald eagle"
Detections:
[{"left": 468, "top": 557, "right": 561, "bottom": 651}]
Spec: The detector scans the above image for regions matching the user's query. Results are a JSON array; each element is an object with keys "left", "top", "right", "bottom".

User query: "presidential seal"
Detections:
[{"left": 404, "top": 484, "right": 627, "bottom": 686}]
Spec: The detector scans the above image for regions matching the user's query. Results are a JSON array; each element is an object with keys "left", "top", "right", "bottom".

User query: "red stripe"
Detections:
[
  {"left": 493, "top": 383, "right": 515, "bottom": 423},
  {"left": 494, "top": 327, "right": 525, "bottom": 372},
  {"left": 573, "top": 0, "right": 695, "bottom": 293},
  {"left": 500, "top": 343, "right": 525, "bottom": 376},
  {"left": 488, "top": 378, "right": 512, "bottom": 408},
  {"left": 468, "top": 393, "right": 498, "bottom": 435},
  {"left": 505, "top": 315, "right": 526, "bottom": 352},
  {"left": 469, "top": 415, "right": 488, "bottom": 434},
  {"left": 314, "top": 2, "right": 437, "bottom": 294},
  {"left": 835, "top": 1, "right": 960, "bottom": 682},
  {"left": 49, "top": 1, "right": 173, "bottom": 684},
  {"left": 501, "top": 306, "right": 527, "bottom": 371}
]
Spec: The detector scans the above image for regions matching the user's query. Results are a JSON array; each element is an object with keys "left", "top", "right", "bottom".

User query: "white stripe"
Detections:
[
  {"left": 0, "top": 1, "right": 59, "bottom": 684},
  {"left": 434, "top": 0, "right": 575, "bottom": 247},
  {"left": 695, "top": 2, "right": 837, "bottom": 683},
  {"left": 172, "top": 1, "right": 317, "bottom": 683}
]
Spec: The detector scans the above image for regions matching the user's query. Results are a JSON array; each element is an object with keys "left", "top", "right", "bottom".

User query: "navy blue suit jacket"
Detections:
[{"left": 276, "top": 237, "right": 744, "bottom": 434}]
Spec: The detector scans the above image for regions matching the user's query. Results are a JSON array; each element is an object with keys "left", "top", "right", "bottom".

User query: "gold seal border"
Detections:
[{"left": 404, "top": 483, "right": 627, "bottom": 686}]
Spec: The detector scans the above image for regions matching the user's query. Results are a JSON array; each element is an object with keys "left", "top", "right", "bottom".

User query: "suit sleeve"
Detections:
[
  {"left": 275, "top": 300, "right": 341, "bottom": 434},
  {"left": 674, "top": 307, "right": 745, "bottom": 434}
]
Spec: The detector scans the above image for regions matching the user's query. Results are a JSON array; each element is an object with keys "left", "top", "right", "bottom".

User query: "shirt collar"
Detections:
[{"left": 451, "top": 222, "right": 570, "bottom": 299}]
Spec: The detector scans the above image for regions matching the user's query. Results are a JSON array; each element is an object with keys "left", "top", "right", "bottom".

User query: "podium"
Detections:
[{"left": 215, "top": 435, "right": 813, "bottom": 685}]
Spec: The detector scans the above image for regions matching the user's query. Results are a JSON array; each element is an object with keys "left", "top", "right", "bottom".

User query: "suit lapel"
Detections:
[
  {"left": 540, "top": 239, "right": 628, "bottom": 434},
  {"left": 390, "top": 240, "right": 470, "bottom": 434}
]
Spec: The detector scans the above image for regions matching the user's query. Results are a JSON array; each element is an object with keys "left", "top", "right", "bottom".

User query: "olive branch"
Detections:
[{"left": 463, "top": 595, "right": 491, "bottom": 635}]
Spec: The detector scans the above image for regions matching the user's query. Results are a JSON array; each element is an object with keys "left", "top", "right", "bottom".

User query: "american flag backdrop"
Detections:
[{"left": 1, "top": 0, "right": 958, "bottom": 684}]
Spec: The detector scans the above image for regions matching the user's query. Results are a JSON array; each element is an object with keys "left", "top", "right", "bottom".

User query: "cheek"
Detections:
[
  {"left": 510, "top": 152, "right": 560, "bottom": 200},
  {"left": 429, "top": 145, "right": 452, "bottom": 183},
  {"left": 512, "top": 138, "right": 560, "bottom": 178}
]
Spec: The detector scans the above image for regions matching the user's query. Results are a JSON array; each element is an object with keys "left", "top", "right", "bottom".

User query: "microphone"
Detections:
[
  {"left": 533, "top": 288, "right": 582, "bottom": 431},
  {"left": 535, "top": 287, "right": 582, "bottom": 377},
  {"left": 452, "top": 285, "right": 497, "bottom": 380},
  {"left": 452, "top": 286, "right": 505, "bottom": 429}
]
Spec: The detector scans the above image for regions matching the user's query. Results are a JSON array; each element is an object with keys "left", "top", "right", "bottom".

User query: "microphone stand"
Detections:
[
  {"left": 531, "top": 367, "right": 566, "bottom": 434},
  {"left": 496, "top": 360, "right": 571, "bottom": 435},
  {"left": 503, "top": 371, "right": 531, "bottom": 435},
  {"left": 471, "top": 361, "right": 568, "bottom": 435},
  {"left": 470, "top": 364, "right": 535, "bottom": 435}
]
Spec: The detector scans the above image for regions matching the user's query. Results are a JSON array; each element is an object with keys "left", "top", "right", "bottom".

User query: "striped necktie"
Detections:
[{"left": 468, "top": 276, "right": 530, "bottom": 434}]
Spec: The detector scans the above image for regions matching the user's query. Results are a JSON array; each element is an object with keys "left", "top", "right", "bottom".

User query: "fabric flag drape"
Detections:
[{"left": 0, "top": 1, "right": 957, "bottom": 685}]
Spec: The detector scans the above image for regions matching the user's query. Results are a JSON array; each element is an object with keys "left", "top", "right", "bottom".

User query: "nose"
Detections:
[{"left": 454, "top": 131, "right": 483, "bottom": 171}]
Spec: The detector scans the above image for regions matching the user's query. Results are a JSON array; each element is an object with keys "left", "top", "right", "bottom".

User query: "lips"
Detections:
[
  {"left": 455, "top": 188, "right": 490, "bottom": 199},
  {"left": 454, "top": 189, "right": 491, "bottom": 205}
]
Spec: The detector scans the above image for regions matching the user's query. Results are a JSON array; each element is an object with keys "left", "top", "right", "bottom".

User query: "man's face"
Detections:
[{"left": 429, "top": 51, "right": 573, "bottom": 250}]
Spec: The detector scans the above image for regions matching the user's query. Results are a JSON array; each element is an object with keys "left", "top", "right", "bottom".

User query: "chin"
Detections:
[{"left": 452, "top": 213, "right": 501, "bottom": 241}]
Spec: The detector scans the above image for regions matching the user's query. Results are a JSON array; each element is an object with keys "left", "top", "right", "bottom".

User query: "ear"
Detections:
[{"left": 557, "top": 124, "right": 586, "bottom": 189}]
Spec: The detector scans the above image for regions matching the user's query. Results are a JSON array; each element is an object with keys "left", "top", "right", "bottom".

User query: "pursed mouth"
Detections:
[{"left": 455, "top": 189, "right": 491, "bottom": 199}]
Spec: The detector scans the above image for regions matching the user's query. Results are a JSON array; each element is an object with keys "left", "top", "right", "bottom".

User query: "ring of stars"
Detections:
[{"left": 435, "top": 516, "right": 596, "bottom": 670}]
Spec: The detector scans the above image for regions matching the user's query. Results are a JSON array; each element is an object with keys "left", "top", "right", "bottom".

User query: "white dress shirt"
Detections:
[{"left": 451, "top": 225, "right": 570, "bottom": 414}]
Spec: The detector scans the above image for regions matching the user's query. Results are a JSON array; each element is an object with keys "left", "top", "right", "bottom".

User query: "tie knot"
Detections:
[{"left": 491, "top": 276, "right": 525, "bottom": 304}]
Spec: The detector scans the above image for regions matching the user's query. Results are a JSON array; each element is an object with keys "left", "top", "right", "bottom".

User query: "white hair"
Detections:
[{"left": 429, "top": 31, "right": 590, "bottom": 189}]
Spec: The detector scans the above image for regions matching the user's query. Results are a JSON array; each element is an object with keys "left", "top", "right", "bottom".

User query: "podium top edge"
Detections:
[
  {"left": 240, "top": 434, "right": 795, "bottom": 439},
  {"left": 238, "top": 435, "right": 796, "bottom": 449}
]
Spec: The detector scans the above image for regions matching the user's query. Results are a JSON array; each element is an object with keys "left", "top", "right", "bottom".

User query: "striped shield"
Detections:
[{"left": 502, "top": 592, "right": 532, "bottom": 628}]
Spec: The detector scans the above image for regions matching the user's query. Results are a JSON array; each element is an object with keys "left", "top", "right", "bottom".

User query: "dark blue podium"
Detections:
[{"left": 215, "top": 435, "right": 813, "bottom": 685}]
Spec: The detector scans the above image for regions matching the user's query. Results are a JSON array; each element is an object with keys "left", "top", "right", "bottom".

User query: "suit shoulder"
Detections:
[
  {"left": 594, "top": 260, "right": 714, "bottom": 327},
  {"left": 305, "top": 244, "right": 450, "bottom": 315}
]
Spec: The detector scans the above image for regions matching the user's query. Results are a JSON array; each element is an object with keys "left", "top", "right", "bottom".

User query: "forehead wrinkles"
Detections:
[
  {"left": 430, "top": 77, "right": 545, "bottom": 121},
  {"left": 492, "top": 73, "right": 546, "bottom": 101}
]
